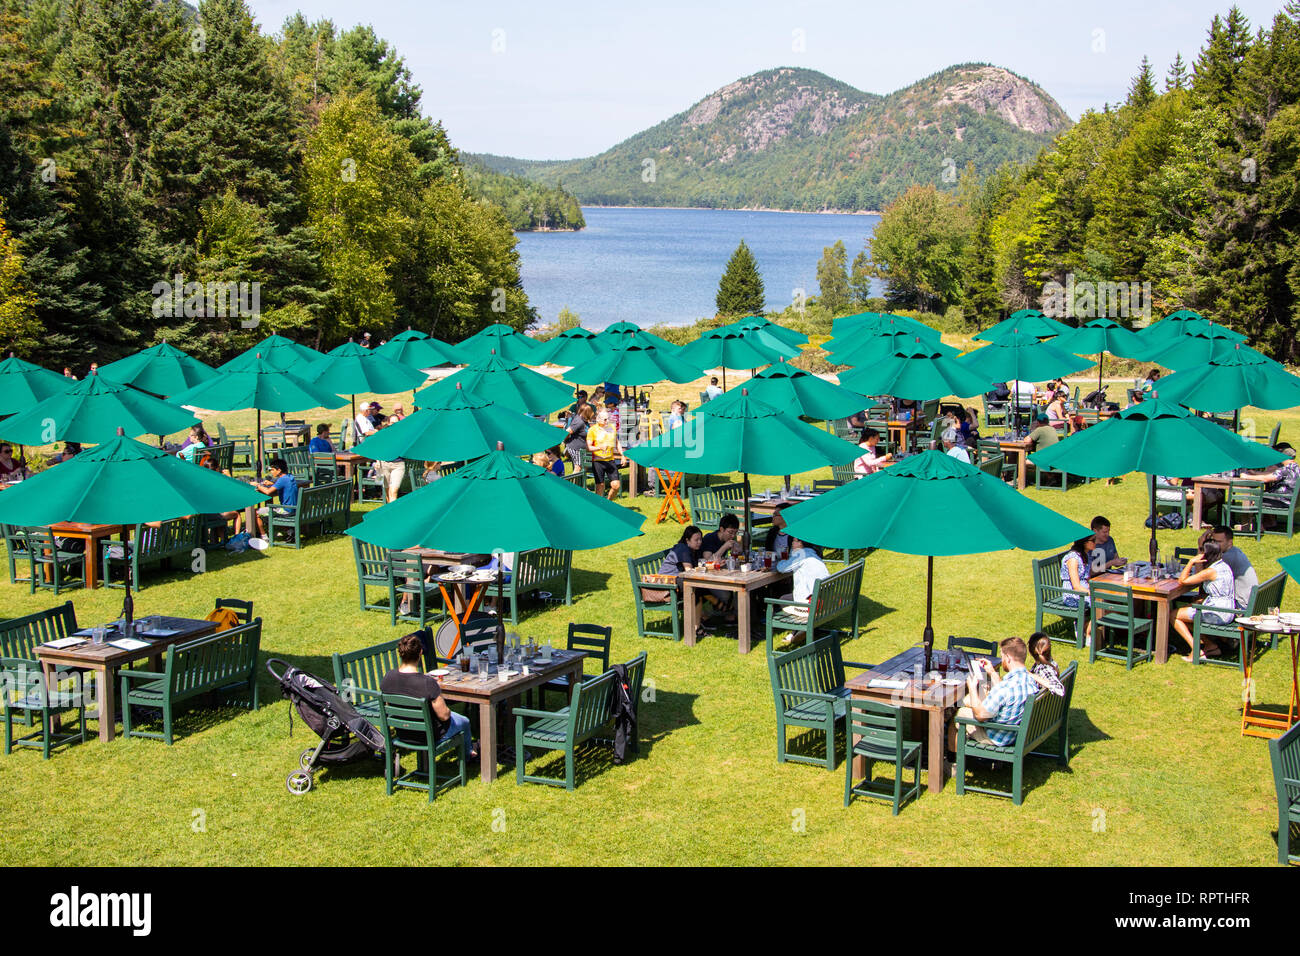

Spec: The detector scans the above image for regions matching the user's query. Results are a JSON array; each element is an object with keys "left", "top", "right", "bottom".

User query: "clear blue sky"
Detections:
[{"left": 248, "top": 0, "right": 1288, "bottom": 159}]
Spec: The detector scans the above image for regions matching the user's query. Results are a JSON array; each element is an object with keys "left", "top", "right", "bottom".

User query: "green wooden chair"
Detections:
[
  {"left": 513, "top": 668, "right": 619, "bottom": 790},
  {"left": 537, "top": 623, "right": 612, "bottom": 708},
  {"left": 352, "top": 537, "right": 394, "bottom": 615},
  {"left": 843, "top": 699, "right": 922, "bottom": 815},
  {"left": 1248, "top": 420, "right": 1281, "bottom": 447},
  {"left": 378, "top": 693, "right": 468, "bottom": 802},
  {"left": 388, "top": 551, "right": 444, "bottom": 628},
  {"left": 1261, "top": 481, "right": 1300, "bottom": 538},
  {"left": 0, "top": 602, "right": 86, "bottom": 731},
  {"left": 978, "top": 453, "right": 1006, "bottom": 480},
  {"left": 1225, "top": 480, "right": 1265, "bottom": 540},
  {"left": 830, "top": 462, "right": 857, "bottom": 485},
  {"left": 627, "top": 549, "right": 682, "bottom": 640},
  {"left": 1034, "top": 463, "right": 1074, "bottom": 492},
  {"left": 1089, "top": 581, "right": 1153, "bottom": 669},
  {"left": 2, "top": 524, "right": 34, "bottom": 586},
  {"left": 311, "top": 452, "right": 340, "bottom": 485},
  {"left": 982, "top": 395, "right": 1009, "bottom": 428},
  {"left": 2, "top": 657, "right": 87, "bottom": 759},
  {"left": 948, "top": 636, "right": 998, "bottom": 657},
  {"left": 764, "top": 560, "right": 864, "bottom": 652},
  {"left": 23, "top": 528, "right": 85, "bottom": 595},
  {"left": 1032, "top": 550, "right": 1089, "bottom": 648},
  {"left": 1268, "top": 720, "right": 1300, "bottom": 865},
  {"left": 1153, "top": 478, "right": 1191, "bottom": 527},
  {"left": 216, "top": 422, "right": 254, "bottom": 470},
  {"left": 215, "top": 598, "right": 255, "bottom": 624},
  {"left": 203, "top": 441, "right": 235, "bottom": 474},
  {"left": 1189, "top": 571, "right": 1287, "bottom": 670},
  {"left": 768, "top": 634, "right": 873, "bottom": 769}
]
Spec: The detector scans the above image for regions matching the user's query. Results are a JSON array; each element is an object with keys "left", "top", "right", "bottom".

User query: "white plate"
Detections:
[
  {"left": 429, "top": 668, "right": 450, "bottom": 677},
  {"left": 248, "top": 537, "right": 269, "bottom": 551}
]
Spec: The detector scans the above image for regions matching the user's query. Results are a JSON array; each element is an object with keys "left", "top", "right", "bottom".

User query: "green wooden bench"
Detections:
[
  {"left": 216, "top": 422, "right": 254, "bottom": 470},
  {"left": 332, "top": 636, "right": 438, "bottom": 724},
  {"left": 1032, "top": 550, "right": 1089, "bottom": 647},
  {"left": 101, "top": 517, "right": 200, "bottom": 591},
  {"left": 2, "top": 523, "right": 34, "bottom": 586},
  {"left": 120, "top": 619, "right": 263, "bottom": 744},
  {"left": 498, "top": 548, "right": 573, "bottom": 626},
  {"left": 264, "top": 445, "right": 314, "bottom": 485},
  {"left": 627, "top": 549, "right": 682, "bottom": 640},
  {"left": 267, "top": 479, "right": 352, "bottom": 548},
  {"left": 1188, "top": 571, "right": 1287, "bottom": 670},
  {"left": 764, "top": 559, "right": 864, "bottom": 652},
  {"left": 1268, "top": 720, "right": 1300, "bottom": 865},
  {"left": 954, "top": 661, "right": 1078, "bottom": 805},
  {"left": 352, "top": 537, "right": 394, "bottom": 615},
  {"left": 1262, "top": 481, "right": 1300, "bottom": 538},
  {"left": 512, "top": 651, "right": 648, "bottom": 790},
  {"left": 768, "top": 633, "right": 873, "bottom": 769},
  {"left": 688, "top": 482, "right": 772, "bottom": 533},
  {"left": 0, "top": 601, "right": 80, "bottom": 659}
]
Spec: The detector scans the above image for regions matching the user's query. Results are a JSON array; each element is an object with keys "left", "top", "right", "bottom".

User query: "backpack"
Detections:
[
  {"left": 1144, "top": 512, "right": 1184, "bottom": 530},
  {"left": 609, "top": 663, "right": 637, "bottom": 765}
]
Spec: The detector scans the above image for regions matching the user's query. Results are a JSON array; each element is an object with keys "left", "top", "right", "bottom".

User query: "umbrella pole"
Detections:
[
  {"left": 495, "top": 565, "right": 506, "bottom": 661},
  {"left": 256, "top": 409, "right": 263, "bottom": 481},
  {"left": 923, "top": 555, "right": 934, "bottom": 673},
  {"left": 123, "top": 541, "right": 135, "bottom": 632},
  {"left": 1098, "top": 351, "right": 1104, "bottom": 401},
  {"left": 1148, "top": 473, "right": 1158, "bottom": 565},
  {"left": 743, "top": 473, "right": 753, "bottom": 554}
]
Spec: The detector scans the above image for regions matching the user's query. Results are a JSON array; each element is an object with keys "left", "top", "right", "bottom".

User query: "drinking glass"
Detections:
[
  {"left": 477, "top": 655, "right": 489, "bottom": 678},
  {"left": 91, "top": 625, "right": 105, "bottom": 645}
]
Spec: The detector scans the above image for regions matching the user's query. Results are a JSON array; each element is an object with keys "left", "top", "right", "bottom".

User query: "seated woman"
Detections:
[
  {"left": 1045, "top": 394, "right": 1071, "bottom": 433},
  {"left": 1241, "top": 442, "right": 1298, "bottom": 529},
  {"left": 763, "top": 504, "right": 792, "bottom": 557},
  {"left": 853, "top": 428, "right": 891, "bottom": 476},
  {"left": 657, "top": 526, "right": 725, "bottom": 635},
  {"left": 1173, "top": 540, "right": 1236, "bottom": 661},
  {"left": 772, "top": 536, "right": 831, "bottom": 648},
  {"left": 0, "top": 443, "right": 27, "bottom": 480},
  {"left": 1059, "top": 533, "right": 1095, "bottom": 646},
  {"left": 961, "top": 406, "right": 981, "bottom": 447},
  {"left": 1027, "top": 632, "right": 1065, "bottom": 696}
]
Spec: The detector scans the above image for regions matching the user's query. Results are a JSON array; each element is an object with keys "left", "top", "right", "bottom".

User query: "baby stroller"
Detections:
[{"left": 267, "top": 659, "right": 385, "bottom": 795}]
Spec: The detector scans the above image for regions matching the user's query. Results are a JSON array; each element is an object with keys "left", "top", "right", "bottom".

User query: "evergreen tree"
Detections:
[
  {"left": 1127, "top": 56, "right": 1157, "bottom": 109},
  {"left": 1193, "top": 7, "right": 1252, "bottom": 107},
  {"left": 715, "top": 240, "right": 765, "bottom": 316},
  {"left": 1166, "top": 52, "right": 1189, "bottom": 91},
  {"left": 814, "top": 239, "right": 850, "bottom": 315}
]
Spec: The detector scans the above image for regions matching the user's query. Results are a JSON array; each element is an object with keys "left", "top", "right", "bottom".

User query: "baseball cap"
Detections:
[{"left": 1036, "top": 412, "right": 1049, "bottom": 422}]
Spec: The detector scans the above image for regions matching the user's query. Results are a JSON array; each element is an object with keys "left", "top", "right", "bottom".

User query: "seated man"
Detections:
[
  {"left": 942, "top": 428, "right": 970, "bottom": 464},
  {"left": 308, "top": 424, "right": 334, "bottom": 454},
  {"left": 379, "top": 633, "right": 475, "bottom": 759},
  {"left": 704, "top": 376, "right": 723, "bottom": 400},
  {"left": 764, "top": 504, "right": 792, "bottom": 557},
  {"left": 948, "top": 636, "right": 1040, "bottom": 751},
  {"left": 1206, "top": 525, "right": 1259, "bottom": 610},
  {"left": 245, "top": 456, "right": 299, "bottom": 540},
  {"left": 1026, "top": 412, "right": 1059, "bottom": 452},
  {"left": 701, "top": 513, "right": 744, "bottom": 563},
  {"left": 354, "top": 403, "right": 379, "bottom": 439},
  {"left": 1088, "top": 515, "right": 1127, "bottom": 571},
  {"left": 773, "top": 536, "right": 830, "bottom": 648}
]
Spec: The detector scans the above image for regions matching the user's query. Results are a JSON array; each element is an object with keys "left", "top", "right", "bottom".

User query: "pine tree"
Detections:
[
  {"left": 1166, "top": 52, "right": 1189, "bottom": 91},
  {"left": 815, "top": 239, "right": 850, "bottom": 315},
  {"left": 1127, "top": 56, "right": 1157, "bottom": 109},
  {"left": 715, "top": 240, "right": 765, "bottom": 317},
  {"left": 1193, "top": 7, "right": 1252, "bottom": 107}
]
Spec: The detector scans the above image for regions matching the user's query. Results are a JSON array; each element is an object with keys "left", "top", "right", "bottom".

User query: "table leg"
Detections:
[
  {"left": 737, "top": 584, "right": 752, "bottom": 655},
  {"left": 926, "top": 708, "right": 946, "bottom": 794},
  {"left": 1191, "top": 485, "right": 1204, "bottom": 530},
  {"left": 95, "top": 664, "right": 115, "bottom": 742},
  {"left": 1017, "top": 452, "right": 1028, "bottom": 491},
  {"left": 83, "top": 534, "right": 99, "bottom": 590},
  {"left": 682, "top": 581, "right": 698, "bottom": 647},
  {"left": 478, "top": 700, "right": 497, "bottom": 783},
  {"left": 1154, "top": 598, "right": 1171, "bottom": 664},
  {"left": 628, "top": 460, "right": 639, "bottom": 497}
]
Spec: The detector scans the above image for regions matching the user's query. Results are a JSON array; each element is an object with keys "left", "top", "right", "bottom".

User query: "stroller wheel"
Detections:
[
  {"left": 299, "top": 749, "right": 317, "bottom": 771},
  {"left": 286, "top": 770, "right": 313, "bottom": 795}
]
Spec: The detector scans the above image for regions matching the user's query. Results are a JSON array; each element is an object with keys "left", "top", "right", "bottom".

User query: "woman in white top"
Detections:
[
  {"left": 1172, "top": 540, "right": 1236, "bottom": 661},
  {"left": 853, "top": 428, "right": 891, "bottom": 476}
]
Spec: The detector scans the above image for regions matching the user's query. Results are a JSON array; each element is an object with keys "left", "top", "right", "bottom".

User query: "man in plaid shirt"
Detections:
[{"left": 948, "top": 636, "right": 1039, "bottom": 750}]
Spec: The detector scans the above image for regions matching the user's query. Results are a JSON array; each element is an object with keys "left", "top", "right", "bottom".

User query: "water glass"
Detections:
[
  {"left": 91, "top": 625, "right": 105, "bottom": 645},
  {"left": 476, "top": 655, "right": 489, "bottom": 679}
]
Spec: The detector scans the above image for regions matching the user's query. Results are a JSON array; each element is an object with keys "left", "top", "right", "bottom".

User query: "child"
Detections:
[{"left": 1027, "top": 632, "right": 1065, "bottom": 696}]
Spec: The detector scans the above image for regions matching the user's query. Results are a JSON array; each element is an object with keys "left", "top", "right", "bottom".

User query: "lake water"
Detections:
[{"left": 513, "top": 206, "right": 881, "bottom": 329}]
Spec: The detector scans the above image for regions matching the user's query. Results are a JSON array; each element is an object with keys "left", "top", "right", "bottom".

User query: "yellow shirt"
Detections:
[{"left": 588, "top": 423, "right": 618, "bottom": 461}]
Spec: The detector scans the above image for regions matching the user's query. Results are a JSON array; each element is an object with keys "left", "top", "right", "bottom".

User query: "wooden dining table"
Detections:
[
  {"left": 46, "top": 522, "right": 126, "bottom": 590},
  {"left": 36, "top": 616, "right": 218, "bottom": 742},
  {"left": 847, "top": 644, "right": 997, "bottom": 794},
  {"left": 680, "top": 565, "right": 791, "bottom": 654},
  {"left": 996, "top": 437, "right": 1034, "bottom": 490},
  {"left": 1188, "top": 475, "right": 1263, "bottom": 530},
  {"left": 435, "top": 648, "right": 587, "bottom": 783},
  {"left": 1090, "top": 572, "right": 1194, "bottom": 664}
]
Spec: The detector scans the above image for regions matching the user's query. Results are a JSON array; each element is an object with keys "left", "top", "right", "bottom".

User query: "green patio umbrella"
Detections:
[
  {"left": 838, "top": 338, "right": 992, "bottom": 402},
  {"left": 675, "top": 327, "right": 791, "bottom": 389},
  {"left": 1141, "top": 323, "right": 1254, "bottom": 371},
  {"left": 348, "top": 444, "right": 644, "bottom": 653},
  {"left": 596, "top": 321, "right": 681, "bottom": 352},
  {"left": 1278, "top": 554, "right": 1300, "bottom": 586},
  {"left": 1155, "top": 343, "right": 1300, "bottom": 415},
  {"left": 374, "top": 329, "right": 464, "bottom": 369},
  {"left": 563, "top": 342, "right": 702, "bottom": 387},
  {"left": 973, "top": 308, "right": 1072, "bottom": 342},
  {"left": 729, "top": 315, "right": 808, "bottom": 348},
  {"left": 351, "top": 382, "right": 567, "bottom": 462},
  {"left": 170, "top": 354, "right": 347, "bottom": 478},
  {"left": 0, "top": 356, "right": 78, "bottom": 470},
  {"left": 782, "top": 450, "right": 1091, "bottom": 665},
  {"left": 0, "top": 429, "right": 266, "bottom": 626},
  {"left": 957, "top": 330, "right": 1091, "bottom": 432},
  {"left": 744, "top": 359, "right": 869, "bottom": 421},
  {"left": 234, "top": 334, "right": 326, "bottom": 372},
  {"left": 830, "top": 311, "right": 933, "bottom": 340},
  {"left": 1049, "top": 317, "right": 1148, "bottom": 401},
  {"left": 0, "top": 371, "right": 198, "bottom": 445},
  {"left": 302, "top": 341, "right": 429, "bottom": 426},
  {"left": 415, "top": 350, "right": 573, "bottom": 417},
  {"left": 457, "top": 323, "right": 540, "bottom": 364},
  {"left": 530, "top": 326, "right": 603, "bottom": 367},
  {"left": 1138, "top": 309, "right": 1245, "bottom": 352},
  {"left": 626, "top": 387, "right": 862, "bottom": 543},
  {"left": 830, "top": 325, "right": 951, "bottom": 367},
  {"left": 97, "top": 341, "right": 217, "bottom": 397},
  {"left": 1030, "top": 399, "right": 1285, "bottom": 563}
]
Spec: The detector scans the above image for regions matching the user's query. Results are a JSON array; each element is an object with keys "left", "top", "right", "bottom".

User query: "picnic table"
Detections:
[
  {"left": 846, "top": 643, "right": 997, "bottom": 793},
  {"left": 738, "top": 492, "right": 820, "bottom": 517},
  {"left": 1238, "top": 617, "right": 1300, "bottom": 739},
  {"left": 434, "top": 648, "right": 587, "bottom": 783},
  {"left": 680, "top": 565, "right": 791, "bottom": 654},
  {"left": 1188, "top": 474, "right": 1264, "bottom": 530},
  {"left": 996, "top": 437, "right": 1034, "bottom": 490},
  {"left": 36, "top": 615, "right": 218, "bottom": 742},
  {"left": 46, "top": 522, "right": 125, "bottom": 590},
  {"left": 1090, "top": 572, "right": 1194, "bottom": 664}
]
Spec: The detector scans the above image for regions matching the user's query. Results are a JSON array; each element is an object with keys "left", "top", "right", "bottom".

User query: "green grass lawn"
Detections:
[{"left": 1, "top": 384, "right": 1296, "bottom": 866}]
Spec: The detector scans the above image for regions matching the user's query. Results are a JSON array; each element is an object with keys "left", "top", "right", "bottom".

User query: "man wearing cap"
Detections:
[
  {"left": 1026, "top": 411, "right": 1059, "bottom": 453},
  {"left": 354, "top": 403, "right": 379, "bottom": 439},
  {"left": 941, "top": 428, "right": 970, "bottom": 464}
]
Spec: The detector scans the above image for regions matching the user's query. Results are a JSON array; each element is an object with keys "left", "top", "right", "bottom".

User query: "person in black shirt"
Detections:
[
  {"left": 379, "top": 634, "right": 473, "bottom": 754},
  {"left": 701, "top": 513, "right": 744, "bottom": 562}
]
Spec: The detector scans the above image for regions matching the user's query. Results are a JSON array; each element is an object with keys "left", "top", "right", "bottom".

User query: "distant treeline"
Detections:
[{"left": 463, "top": 164, "right": 585, "bottom": 232}]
